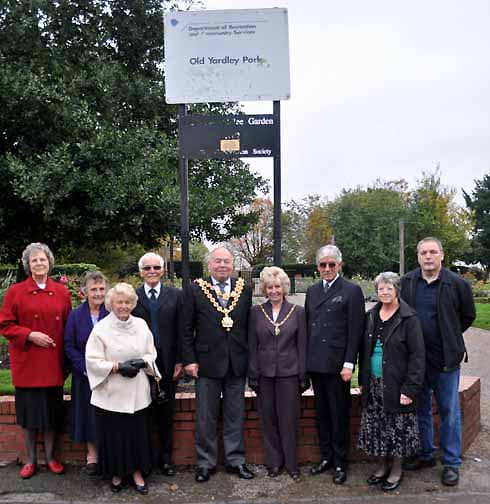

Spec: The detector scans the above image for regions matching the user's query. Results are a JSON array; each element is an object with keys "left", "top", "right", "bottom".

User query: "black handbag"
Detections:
[{"left": 150, "top": 362, "right": 168, "bottom": 404}]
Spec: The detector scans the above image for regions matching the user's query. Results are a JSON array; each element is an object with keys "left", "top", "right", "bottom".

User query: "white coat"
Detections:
[{"left": 86, "top": 312, "right": 160, "bottom": 414}]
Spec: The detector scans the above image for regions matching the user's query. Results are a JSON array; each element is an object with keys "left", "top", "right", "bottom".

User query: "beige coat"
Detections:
[{"left": 86, "top": 312, "right": 160, "bottom": 414}]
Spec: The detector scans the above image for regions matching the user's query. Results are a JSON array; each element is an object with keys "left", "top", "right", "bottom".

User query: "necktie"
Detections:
[
  {"left": 217, "top": 282, "right": 227, "bottom": 307},
  {"left": 324, "top": 282, "right": 330, "bottom": 294},
  {"left": 149, "top": 288, "right": 157, "bottom": 302}
]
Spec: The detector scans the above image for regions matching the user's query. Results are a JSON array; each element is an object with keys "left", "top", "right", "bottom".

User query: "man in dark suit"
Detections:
[
  {"left": 182, "top": 245, "right": 254, "bottom": 483},
  {"left": 132, "top": 252, "right": 183, "bottom": 477},
  {"left": 306, "top": 245, "right": 365, "bottom": 484}
]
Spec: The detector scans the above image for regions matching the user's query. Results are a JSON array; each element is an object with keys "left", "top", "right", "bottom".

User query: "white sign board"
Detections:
[{"left": 164, "top": 8, "right": 290, "bottom": 104}]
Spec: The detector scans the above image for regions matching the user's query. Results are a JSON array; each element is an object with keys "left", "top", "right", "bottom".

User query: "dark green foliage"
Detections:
[
  {"left": 0, "top": 0, "right": 265, "bottom": 262},
  {"left": 464, "top": 174, "right": 490, "bottom": 273}
]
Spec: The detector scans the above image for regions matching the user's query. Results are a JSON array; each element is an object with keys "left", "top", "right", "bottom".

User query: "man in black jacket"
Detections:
[
  {"left": 401, "top": 237, "right": 475, "bottom": 486},
  {"left": 182, "top": 245, "right": 254, "bottom": 483},
  {"left": 306, "top": 245, "right": 365, "bottom": 484},
  {"left": 132, "top": 252, "right": 183, "bottom": 477}
]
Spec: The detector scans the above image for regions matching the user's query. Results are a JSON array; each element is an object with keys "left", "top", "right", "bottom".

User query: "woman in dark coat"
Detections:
[
  {"left": 248, "top": 266, "right": 308, "bottom": 481},
  {"left": 0, "top": 243, "right": 72, "bottom": 479},
  {"left": 64, "top": 271, "right": 109, "bottom": 475},
  {"left": 358, "top": 271, "right": 425, "bottom": 492}
]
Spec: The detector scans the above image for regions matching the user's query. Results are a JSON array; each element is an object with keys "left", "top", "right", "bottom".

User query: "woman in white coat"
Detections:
[{"left": 86, "top": 282, "right": 160, "bottom": 495}]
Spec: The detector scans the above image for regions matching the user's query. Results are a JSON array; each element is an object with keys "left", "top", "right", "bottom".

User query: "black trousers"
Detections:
[
  {"left": 258, "top": 376, "right": 300, "bottom": 472},
  {"left": 310, "top": 372, "right": 351, "bottom": 469}
]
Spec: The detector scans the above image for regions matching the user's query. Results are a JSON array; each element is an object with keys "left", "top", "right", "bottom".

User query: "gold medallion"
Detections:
[{"left": 222, "top": 316, "right": 234, "bottom": 330}]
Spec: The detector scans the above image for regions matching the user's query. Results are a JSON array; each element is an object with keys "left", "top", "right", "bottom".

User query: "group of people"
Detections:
[{"left": 0, "top": 236, "right": 476, "bottom": 494}]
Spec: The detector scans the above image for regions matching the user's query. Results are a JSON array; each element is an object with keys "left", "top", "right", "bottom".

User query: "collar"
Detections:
[
  {"left": 323, "top": 274, "right": 339, "bottom": 289},
  {"left": 144, "top": 283, "right": 161, "bottom": 298},
  {"left": 211, "top": 277, "right": 231, "bottom": 288}
]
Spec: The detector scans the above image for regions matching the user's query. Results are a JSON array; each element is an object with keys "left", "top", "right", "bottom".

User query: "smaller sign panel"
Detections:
[
  {"left": 164, "top": 8, "right": 290, "bottom": 103},
  {"left": 179, "top": 114, "right": 278, "bottom": 159}
]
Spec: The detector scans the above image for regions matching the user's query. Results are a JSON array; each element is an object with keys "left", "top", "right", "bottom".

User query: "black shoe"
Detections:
[
  {"left": 225, "top": 464, "right": 254, "bottom": 479},
  {"left": 85, "top": 463, "right": 98, "bottom": 476},
  {"left": 288, "top": 470, "right": 301, "bottom": 482},
  {"left": 195, "top": 466, "right": 213, "bottom": 483},
  {"left": 267, "top": 466, "right": 281, "bottom": 477},
  {"left": 403, "top": 456, "right": 436, "bottom": 471},
  {"left": 333, "top": 467, "right": 347, "bottom": 484},
  {"left": 381, "top": 475, "right": 402, "bottom": 492},
  {"left": 135, "top": 483, "right": 149, "bottom": 495},
  {"left": 367, "top": 472, "right": 387, "bottom": 486},
  {"left": 161, "top": 463, "right": 176, "bottom": 477},
  {"left": 110, "top": 481, "right": 124, "bottom": 493},
  {"left": 441, "top": 466, "right": 459, "bottom": 486},
  {"left": 310, "top": 459, "right": 333, "bottom": 475}
]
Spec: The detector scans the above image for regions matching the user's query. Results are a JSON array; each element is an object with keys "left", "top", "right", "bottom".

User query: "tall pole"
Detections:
[
  {"left": 179, "top": 104, "right": 190, "bottom": 287},
  {"left": 273, "top": 100, "right": 282, "bottom": 266},
  {"left": 399, "top": 218, "right": 405, "bottom": 276}
]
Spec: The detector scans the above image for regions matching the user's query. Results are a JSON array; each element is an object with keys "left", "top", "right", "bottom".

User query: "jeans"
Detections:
[{"left": 417, "top": 367, "right": 461, "bottom": 467}]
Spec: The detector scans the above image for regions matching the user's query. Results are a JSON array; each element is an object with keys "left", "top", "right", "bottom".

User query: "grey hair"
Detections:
[
  {"left": 259, "top": 266, "right": 290, "bottom": 297},
  {"left": 416, "top": 237, "right": 444, "bottom": 254},
  {"left": 206, "top": 243, "right": 235, "bottom": 265},
  {"left": 316, "top": 244, "right": 342, "bottom": 264},
  {"left": 80, "top": 271, "right": 108, "bottom": 294},
  {"left": 374, "top": 271, "right": 401, "bottom": 297},
  {"left": 21, "top": 242, "right": 55, "bottom": 275},
  {"left": 105, "top": 282, "right": 138, "bottom": 311},
  {"left": 138, "top": 252, "right": 164, "bottom": 271}
]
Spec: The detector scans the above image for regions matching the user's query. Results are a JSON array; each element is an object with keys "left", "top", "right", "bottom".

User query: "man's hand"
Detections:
[
  {"left": 184, "top": 363, "right": 199, "bottom": 378},
  {"left": 400, "top": 393, "right": 413, "bottom": 406},
  {"left": 173, "top": 363, "right": 183, "bottom": 381},
  {"left": 340, "top": 367, "right": 353, "bottom": 382},
  {"left": 28, "top": 331, "right": 55, "bottom": 348}
]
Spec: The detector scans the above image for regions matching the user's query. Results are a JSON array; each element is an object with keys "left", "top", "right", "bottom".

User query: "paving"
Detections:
[{"left": 0, "top": 309, "right": 488, "bottom": 503}]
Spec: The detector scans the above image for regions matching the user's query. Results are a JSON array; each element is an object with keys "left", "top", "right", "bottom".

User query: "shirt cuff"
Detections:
[{"left": 343, "top": 362, "right": 354, "bottom": 370}]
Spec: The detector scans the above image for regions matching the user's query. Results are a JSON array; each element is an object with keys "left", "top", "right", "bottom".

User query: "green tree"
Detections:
[
  {"left": 329, "top": 183, "right": 408, "bottom": 277},
  {"left": 405, "top": 170, "right": 472, "bottom": 271},
  {"left": 0, "top": 0, "right": 265, "bottom": 262},
  {"left": 463, "top": 174, "right": 490, "bottom": 272}
]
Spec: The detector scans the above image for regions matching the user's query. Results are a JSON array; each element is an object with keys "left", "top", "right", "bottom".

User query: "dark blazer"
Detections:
[
  {"left": 305, "top": 276, "right": 365, "bottom": 374},
  {"left": 248, "top": 300, "right": 307, "bottom": 381},
  {"left": 181, "top": 278, "right": 252, "bottom": 379},
  {"left": 64, "top": 301, "right": 109, "bottom": 376},
  {"left": 132, "top": 284, "right": 182, "bottom": 379},
  {"left": 358, "top": 299, "right": 425, "bottom": 413},
  {"left": 400, "top": 267, "right": 476, "bottom": 370}
]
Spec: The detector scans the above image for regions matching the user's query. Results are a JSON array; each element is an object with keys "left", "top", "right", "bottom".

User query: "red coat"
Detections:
[{"left": 0, "top": 277, "right": 72, "bottom": 387}]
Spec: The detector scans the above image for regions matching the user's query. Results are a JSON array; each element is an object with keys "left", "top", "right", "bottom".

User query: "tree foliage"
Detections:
[
  {"left": 0, "top": 0, "right": 265, "bottom": 262},
  {"left": 464, "top": 173, "right": 490, "bottom": 271}
]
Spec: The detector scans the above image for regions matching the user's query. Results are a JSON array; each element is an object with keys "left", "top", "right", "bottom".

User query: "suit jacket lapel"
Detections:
[
  {"left": 136, "top": 285, "right": 151, "bottom": 312},
  {"left": 156, "top": 284, "right": 170, "bottom": 310}
]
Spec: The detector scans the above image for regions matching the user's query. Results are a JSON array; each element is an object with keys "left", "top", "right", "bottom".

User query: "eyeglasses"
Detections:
[
  {"left": 142, "top": 265, "right": 162, "bottom": 271},
  {"left": 319, "top": 262, "right": 337, "bottom": 269}
]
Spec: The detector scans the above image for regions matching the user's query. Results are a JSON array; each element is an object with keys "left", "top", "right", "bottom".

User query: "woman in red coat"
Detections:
[{"left": 0, "top": 243, "right": 72, "bottom": 479}]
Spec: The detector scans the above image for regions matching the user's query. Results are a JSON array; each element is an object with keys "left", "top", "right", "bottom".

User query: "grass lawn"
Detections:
[
  {"left": 0, "top": 369, "right": 72, "bottom": 395},
  {"left": 473, "top": 303, "right": 490, "bottom": 331}
]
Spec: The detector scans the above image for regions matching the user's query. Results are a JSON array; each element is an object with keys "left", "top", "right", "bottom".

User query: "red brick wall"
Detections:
[{"left": 0, "top": 376, "right": 480, "bottom": 465}]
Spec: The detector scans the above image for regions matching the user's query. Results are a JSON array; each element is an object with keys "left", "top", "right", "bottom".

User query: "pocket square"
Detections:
[{"left": 331, "top": 296, "right": 343, "bottom": 303}]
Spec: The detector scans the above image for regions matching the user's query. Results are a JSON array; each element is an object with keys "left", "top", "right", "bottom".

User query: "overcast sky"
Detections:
[{"left": 199, "top": 0, "right": 489, "bottom": 205}]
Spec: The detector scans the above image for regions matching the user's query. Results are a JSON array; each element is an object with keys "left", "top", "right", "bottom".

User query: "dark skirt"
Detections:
[
  {"left": 70, "top": 373, "right": 96, "bottom": 443},
  {"left": 95, "top": 406, "right": 153, "bottom": 479},
  {"left": 358, "top": 377, "right": 420, "bottom": 458},
  {"left": 15, "top": 386, "right": 64, "bottom": 431}
]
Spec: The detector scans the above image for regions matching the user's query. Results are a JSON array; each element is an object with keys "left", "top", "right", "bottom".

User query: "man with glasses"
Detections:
[
  {"left": 182, "top": 245, "right": 254, "bottom": 483},
  {"left": 401, "top": 237, "right": 475, "bottom": 486},
  {"left": 306, "top": 245, "right": 365, "bottom": 484},
  {"left": 132, "top": 252, "right": 183, "bottom": 476}
]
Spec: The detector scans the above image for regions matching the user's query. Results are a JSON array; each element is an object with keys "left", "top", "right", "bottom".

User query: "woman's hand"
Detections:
[
  {"left": 28, "top": 331, "right": 55, "bottom": 348},
  {"left": 400, "top": 393, "right": 413, "bottom": 406},
  {"left": 173, "top": 363, "right": 183, "bottom": 381},
  {"left": 184, "top": 363, "right": 199, "bottom": 378}
]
